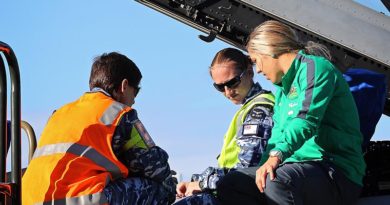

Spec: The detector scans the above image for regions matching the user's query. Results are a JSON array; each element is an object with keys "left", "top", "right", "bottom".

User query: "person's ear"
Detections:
[
  {"left": 112, "top": 79, "right": 128, "bottom": 100},
  {"left": 119, "top": 79, "right": 129, "bottom": 93}
]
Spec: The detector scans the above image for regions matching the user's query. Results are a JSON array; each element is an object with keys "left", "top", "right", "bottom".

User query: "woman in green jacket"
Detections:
[{"left": 218, "top": 20, "right": 365, "bottom": 205}]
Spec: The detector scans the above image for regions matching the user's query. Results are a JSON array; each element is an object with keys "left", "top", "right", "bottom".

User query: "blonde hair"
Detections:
[{"left": 247, "top": 20, "right": 331, "bottom": 60}]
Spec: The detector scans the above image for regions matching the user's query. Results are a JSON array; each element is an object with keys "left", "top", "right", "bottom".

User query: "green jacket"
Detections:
[{"left": 261, "top": 50, "right": 366, "bottom": 186}]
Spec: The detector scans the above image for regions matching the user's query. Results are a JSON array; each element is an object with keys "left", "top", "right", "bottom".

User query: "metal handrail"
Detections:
[
  {"left": 21, "top": 121, "right": 37, "bottom": 163},
  {"left": 0, "top": 46, "right": 8, "bottom": 205},
  {"left": 0, "top": 42, "right": 22, "bottom": 205}
]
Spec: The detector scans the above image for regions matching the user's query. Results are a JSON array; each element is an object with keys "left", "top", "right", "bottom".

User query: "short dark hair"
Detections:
[{"left": 89, "top": 52, "right": 142, "bottom": 96}]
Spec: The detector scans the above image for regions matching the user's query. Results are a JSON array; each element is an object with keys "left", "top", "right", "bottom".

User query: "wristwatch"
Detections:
[{"left": 269, "top": 150, "right": 283, "bottom": 162}]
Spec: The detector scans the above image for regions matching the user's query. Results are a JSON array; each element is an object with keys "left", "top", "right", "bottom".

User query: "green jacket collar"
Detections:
[{"left": 277, "top": 50, "right": 306, "bottom": 95}]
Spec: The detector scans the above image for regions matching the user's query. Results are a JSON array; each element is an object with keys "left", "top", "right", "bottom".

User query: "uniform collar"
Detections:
[
  {"left": 243, "top": 82, "right": 263, "bottom": 104},
  {"left": 90, "top": 87, "right": 111, "bottom": 97},
  {"left": 278, "top": 50, "right": 305, "bottom": 95}
]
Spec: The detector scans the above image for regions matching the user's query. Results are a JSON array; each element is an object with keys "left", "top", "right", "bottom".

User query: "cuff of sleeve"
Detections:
[
  {"left": 191, "top": 174, "right": 202, "bottom": 182},
  {"left": 272, "top": 143, "right": 292, "bottom": 162},
  {"left": 198, "top": 167, "right": 227, "bottom": 191},
  {"left": 198, "top": 178, "right": 206, "bottom": 191},
  {"left": 198, "top": 167, "right": 215, "bottom": 191}
]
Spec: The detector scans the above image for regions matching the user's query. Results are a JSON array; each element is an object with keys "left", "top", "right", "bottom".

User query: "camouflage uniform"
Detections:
[
  {"left": 174, "top": 193, "right": 218, "bottom": 205},
  {"left": 173, "top": 83, "right": 273, "bottom": 205},
  {"left": 99, "top": 88, "right": 176, "bottom": 204}
]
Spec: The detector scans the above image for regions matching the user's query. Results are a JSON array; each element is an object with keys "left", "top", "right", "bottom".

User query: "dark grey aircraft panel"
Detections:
[
  {"left": 242, "top": 0, "right": 390, "bottom": 68},
  {"left": 135, "top": 0, "right": 390, "bottom": 115}
]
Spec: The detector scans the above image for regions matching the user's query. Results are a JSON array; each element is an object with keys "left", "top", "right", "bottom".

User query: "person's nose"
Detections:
[{"left": 224, "top": 86, "right": 234, "bottom": 95}]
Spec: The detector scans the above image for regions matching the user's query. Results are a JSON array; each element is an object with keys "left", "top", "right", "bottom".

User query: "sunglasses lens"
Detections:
[
  {"left": 134, "top": 86, "right": 140, "bottom": 96},
  {"left": 213, "top": 70, "right": 245, "bottom": 92},
  {"left": 225, "top": 77, "right": 241, "bottom": 88},
  {"left": 213, "top": 83, "right": 225, "bottom": 92},
  {"left": 213, "top": 78, "right": 240, "bottom": 92}
]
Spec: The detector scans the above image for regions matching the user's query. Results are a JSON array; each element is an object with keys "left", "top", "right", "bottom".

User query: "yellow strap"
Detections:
[
  {"left": 122, "top": 127, "right": 147, "bottom": 152},
  {"left": 240, "top": 93, "right": 275, "bottom": 123}
]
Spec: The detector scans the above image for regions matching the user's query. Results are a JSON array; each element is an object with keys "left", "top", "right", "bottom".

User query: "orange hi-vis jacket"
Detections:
[{"left": 22, "top": 91, "right": 131, "bottom": 205}]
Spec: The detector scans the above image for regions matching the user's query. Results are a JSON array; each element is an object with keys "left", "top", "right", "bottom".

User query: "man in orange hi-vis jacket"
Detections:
[{"left": 22, "top": 52, "right": 176, "bottom": 205}]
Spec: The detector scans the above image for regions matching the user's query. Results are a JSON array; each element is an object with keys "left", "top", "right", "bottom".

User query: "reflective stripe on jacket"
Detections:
[
  {"left": 217, "top": 92, "right": 274, "bottom": 168},
  {"left": 22, "top": 91, "right": 130, "bottom": 205}
]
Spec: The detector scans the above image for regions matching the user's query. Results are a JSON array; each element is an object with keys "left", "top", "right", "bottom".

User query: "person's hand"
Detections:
[
  {"left": 176, "top": 182, "right": 188, "bottom": 198},
  {"left": 176, "top": 181, "right": 201, "bottom": 198},
  {"left": 255, "top": 156, "right": 280, "bottom": 193}
]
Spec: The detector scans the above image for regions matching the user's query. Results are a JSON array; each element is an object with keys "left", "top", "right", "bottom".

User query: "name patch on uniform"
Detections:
[
  {"left": 133, "top": 120, "right": 156, "bottom": 148},
  {"left": 243, "top": 124, "right": 258, "bottom": 135}
]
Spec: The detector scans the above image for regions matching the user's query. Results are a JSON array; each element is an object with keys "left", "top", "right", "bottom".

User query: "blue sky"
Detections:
[{"left": 1, "top": 0, "right": 389, "bottom": 180}]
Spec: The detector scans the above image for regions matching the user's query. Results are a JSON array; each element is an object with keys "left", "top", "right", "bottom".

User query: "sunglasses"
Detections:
[
  {"left": 133, "top": 86, "right": 141, "bottom": 97},
  {"left": 213, "top": 70, "right": 246, "bottom": 92}
]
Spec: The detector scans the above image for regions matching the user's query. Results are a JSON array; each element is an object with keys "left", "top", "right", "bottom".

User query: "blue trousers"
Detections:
[
  {"left": 104, "top": 177, "right": 174, "bottom": 205},
  {"left": 217, "top": 161, "right": 362, "bottom": 205}
]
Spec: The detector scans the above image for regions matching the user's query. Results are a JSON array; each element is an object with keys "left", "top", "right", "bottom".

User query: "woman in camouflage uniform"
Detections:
[{"left": 174, "top": 48, "right": 275, "bottom": 205}]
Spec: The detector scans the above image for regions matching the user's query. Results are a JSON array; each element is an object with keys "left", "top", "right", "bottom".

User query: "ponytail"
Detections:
[
  {"left": 304, "top": 41, "right": 332, "bottom": 61},
  {"left": 247, "top": 20, "right": 332, "bottom": 61}
]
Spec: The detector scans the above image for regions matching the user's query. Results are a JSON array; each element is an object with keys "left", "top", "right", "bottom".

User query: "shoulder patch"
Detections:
[
  {"left": 133, "top": 119, "right": 156, "bottom": 148},
  {"left": 250, "top": 107, "right": 265, "bottom": 120}
]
